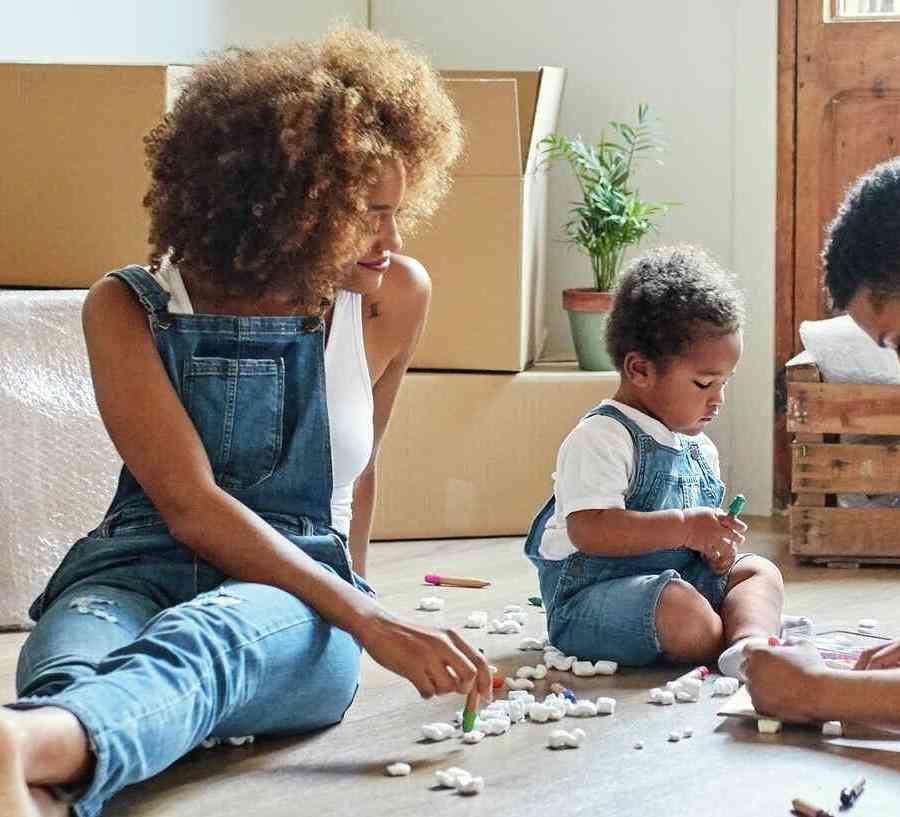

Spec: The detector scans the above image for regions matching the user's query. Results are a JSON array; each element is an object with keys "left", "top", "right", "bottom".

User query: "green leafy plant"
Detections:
[{"left": 541, "top": 104, "right": 671, "bottom": 292}]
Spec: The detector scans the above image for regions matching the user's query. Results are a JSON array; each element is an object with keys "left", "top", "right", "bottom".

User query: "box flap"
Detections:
[
  {"left": 442, "top": 77, "right": 521, "bottom": 176},
  {"left": 525, "top": 67, "right": 565, "bottom": 175}
]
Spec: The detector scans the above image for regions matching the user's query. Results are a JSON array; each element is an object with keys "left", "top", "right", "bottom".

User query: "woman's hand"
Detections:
[
  {"left": 357, "top": 610, "right": 492, "bottom": 700},
  {"left": 854, "top": 639, "right": 900, "bottom": 670},
  {"left": 683, "top": 507, "right": 746, "bottom": 574},
  {"left": 743, "top": 640, "right": 829, "bottom": 722}
]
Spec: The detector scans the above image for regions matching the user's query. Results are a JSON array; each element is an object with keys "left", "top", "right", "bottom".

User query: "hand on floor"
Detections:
[
  {"left": 855, "top": 638, "right": 900, "bottom": 670},
  {"left": 742, "top": 639, "right": 827, "bottom": 723}
]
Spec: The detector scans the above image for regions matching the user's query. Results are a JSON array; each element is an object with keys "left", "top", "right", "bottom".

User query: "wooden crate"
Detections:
[{"left": 787, "top": 351, "right": 900, "bottom": 565}]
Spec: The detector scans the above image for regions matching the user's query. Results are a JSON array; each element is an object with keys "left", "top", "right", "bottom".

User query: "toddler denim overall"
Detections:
[
  {"left": 11, "top": 266, "right": 370, "bottom": 817},
  {"left": 524, "top": 403, "right": 735, "bottom": 666}
]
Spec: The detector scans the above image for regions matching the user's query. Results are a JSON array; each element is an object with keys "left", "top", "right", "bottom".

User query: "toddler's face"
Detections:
[{"left": 645, "top": 331, "right": 742, "bottom": 436}]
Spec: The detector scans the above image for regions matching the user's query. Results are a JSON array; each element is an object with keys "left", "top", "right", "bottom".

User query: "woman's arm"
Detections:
[
  {"left": 348, "top": 255, "right": 431, "bottom": 577},
  {"left": 82, "top": 275, "right": 488, "bottom": 699}
]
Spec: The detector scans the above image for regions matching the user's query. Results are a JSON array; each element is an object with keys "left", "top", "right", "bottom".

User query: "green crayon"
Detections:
[
  {"left": 728, "top": 494, "right": 746, "bottom": 517},
  {"left": 462, "top": 709, "right": 477, "bottom": 733}
]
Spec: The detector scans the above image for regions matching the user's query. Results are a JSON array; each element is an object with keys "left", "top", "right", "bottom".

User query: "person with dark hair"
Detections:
[
  {"left": 744, "top": 157, "right": 900, "bottom": 726},
  {"left": 0, "top": 29, "right": 489, "bottom": 817},
  {"left": 524, "top": 245, "right": 784, "bottom": 677}
]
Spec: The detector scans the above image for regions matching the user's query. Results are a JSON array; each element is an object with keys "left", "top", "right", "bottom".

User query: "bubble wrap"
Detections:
[{"left": 0, "top": 290, "right": 120, "bottom": 629}]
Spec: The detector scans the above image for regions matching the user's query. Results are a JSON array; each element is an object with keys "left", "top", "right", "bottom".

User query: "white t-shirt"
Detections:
[{"left": 538, "top": 399, "right": 720, "bottom": 560}]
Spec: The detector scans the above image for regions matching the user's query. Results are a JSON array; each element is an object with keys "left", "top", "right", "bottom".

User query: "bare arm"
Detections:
[
  {"left": 81, "top": 275, "right": 488, "bottom": 699},
  {"left": 567, "top": 506, "right": 746, "bottom": 570},
  {"left": 348, "top": 255, "right": 431, "bottom": 577}
]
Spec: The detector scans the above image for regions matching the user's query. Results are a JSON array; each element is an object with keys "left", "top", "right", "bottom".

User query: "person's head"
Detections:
[
  {"left": 606, "top": 245, "right": 745, "bottom": 435},
  {"left": 824, "top": 157, "right": 900, "bottom": 353},
  {"left": 143, "top": 28, "right": 462, "bottom": 311}
]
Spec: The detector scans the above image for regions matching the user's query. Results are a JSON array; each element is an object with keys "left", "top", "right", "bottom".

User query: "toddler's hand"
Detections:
[{"left": 683, "top": 507, "right": 746, "bottom": 573}]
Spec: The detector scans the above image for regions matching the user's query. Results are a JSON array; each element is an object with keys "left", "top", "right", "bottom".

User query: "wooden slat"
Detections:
[
  {"left": 787, "top": 381, "right": 900, "bottom": 434},
  {"left": 793, "top": 441, "right": 900, "bottom": 492},
  {"left": 791, "top": 506, "right": 900, "bottom": 557}
]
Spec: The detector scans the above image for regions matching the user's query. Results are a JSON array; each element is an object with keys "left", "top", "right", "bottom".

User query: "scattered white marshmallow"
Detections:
[
  {"left": 672, "top": 676, "right": 702, "bottom": 701},
  {"left": 594, "top": 660, "right": 618, "bottom": 675},
  {"left": 504, "top": 604, "right": 523, "bottom": 613},
  {"left": 462, "top": 730, "right": 485, "bottom": 744},
  {"left": 675, "top": 689, "right": 699, "bottom": 703},
  {"left": 545, "top": 653, "right": 576, "bottom": 671},
  {"left": 422, "top": 722, "right": 456, "bottom": 741},
  {"left": 570, "top": 700, "right": 599, "bottom": 718},
  {"left": 595, "top": 697, "right": 616, "bottom": 715},
  {"left": 503, "top": 610, "right": 528, "bottom": 625},
  {"left": 527, "top": 702, "right": 552, "bottom": 723},
  {"left": 548, "top": 728, "right": 586, "bottom": 749},
  {"left": 516, "top": 664, "right": 547, "bottom": 680},
  {"left": 822, "top": 721, "right": 843, "bottom": 737},
  {"left": 519, "top": 637, "right": 545, "bottom": 651},
  {"left": 668, "top": 731, "right": 681, "bottom": 743},
  {"left": 682, "top": 727, "right": 693, "bottom": 739},
  {"left": 508, "top": 690, "right": 535, "bottom": 704},
  {"left": 757, "top": 719, "right": 782, "bottom": 734},
  {"left": 858, "top": 618, "right": 878, "bottom": 630},
  {"left": 456, "top": 775, "right": 485, "bottom": 796},
  {"left": 418, "top": 597, "right": 445, "bottom": 612},
  {"left": 464, "top": 611, "right": 488, "bottom": 629},
  {"left": 434, "top": 767, "right": 471, "bottom": 788},
  {"left": 490, "top": 618, "right": 523, "bottom": 634},
  {"left": 634, "top": 741, "right": 644, "bottom": 750},
  {"left": 572, "top": 660, "right": 598, "bottom": 677},
  {"left": 481, "top": 717, "right": 511, "bottom": 736},
  {"left": 712, "top": 677, "right": 741, "bottom": 697},
  {"left": 505, "top": 676, "right": 535, "bottom": 690},
  {"left": 648, "top": 688, "right": 676, "bottom": 705},
  {"left": 386, "top": 762, "right": 412, "bottom": 777}
]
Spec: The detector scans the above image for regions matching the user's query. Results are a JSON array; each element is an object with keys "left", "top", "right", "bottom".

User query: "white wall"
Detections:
[
  {"left": 373, "top": 0, "right": 777, "bottom": 515},
  {"left": 0, "top": 0, "right": 366, "bottom": 62},
  {"left": 3, "top": 0, "right": 777, "bottom": 515}
]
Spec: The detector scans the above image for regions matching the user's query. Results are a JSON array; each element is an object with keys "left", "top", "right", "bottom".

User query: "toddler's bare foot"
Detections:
[{"left": 0, "top": 710, "right": 68, "bottom": 817}]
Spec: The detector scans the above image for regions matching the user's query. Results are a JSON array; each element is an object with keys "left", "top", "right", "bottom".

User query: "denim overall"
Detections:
[
  {"left": 12, "top": 266, "right": 369, "bottom": 817},
  {"left": 524, "top": 404, "right": 728, "bottom": 666}
]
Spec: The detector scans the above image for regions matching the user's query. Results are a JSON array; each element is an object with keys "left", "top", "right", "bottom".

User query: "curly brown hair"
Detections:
[{"left": 143, "top": 28, "right": 462, "bottom": 312}]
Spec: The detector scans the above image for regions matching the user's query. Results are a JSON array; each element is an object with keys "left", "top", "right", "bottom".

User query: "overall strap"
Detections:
[{"left": 106, "top": 265, "right": 170, "bottom": 320}]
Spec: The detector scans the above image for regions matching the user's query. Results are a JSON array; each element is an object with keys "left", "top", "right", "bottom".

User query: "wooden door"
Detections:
[{"left": 774, "top": 0, "right": 900, "bottom": 506}]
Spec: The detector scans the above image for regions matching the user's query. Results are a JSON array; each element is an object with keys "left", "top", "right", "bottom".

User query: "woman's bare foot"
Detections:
[{"left": 0, "top": 710, "right": 69, "bottom": 817}]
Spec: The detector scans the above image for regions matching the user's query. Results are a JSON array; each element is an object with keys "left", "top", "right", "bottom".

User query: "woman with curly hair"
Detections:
[{"left": 0, "top": 29, "right": 489, "bottom": 817}]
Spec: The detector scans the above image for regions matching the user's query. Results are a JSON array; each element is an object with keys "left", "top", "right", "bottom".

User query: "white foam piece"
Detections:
[
  {"left": 503, "top": 610, "right": 528, "bottom": 625},
  {"left": 456, "top": 775, "right": 485, "bottom": 795},
  {"left": 545, "top": 653, "right": 575, "bottom": 671},
  {"left": 417, "top": 596, "right": 444, "bottom": 612},
  {"left": 570, "top": 700, "right": 599, "bottom": 717},
  {"left": 503, "top": 604, "right": 523, "bottom": 613},
  {"left": 858, "top": 618, "right": 878, "bottom": 630},
  {"left": 490, "top": 618, "right": 523, "bottom": 634},
  {"left": 464, "top": 611, "right": 488, "bottom": 629},
  {"left": 758, "top": 719, "right": 782, "bottom": 734},
  {"left": 519, "top": 636, "right": 545, "bottom": 650},
  {"left": 572, "top": 660, "right": 597, "bottom": 677},
  {"left": 507, "top": 690, "right": 535, "bottom": 704},
  {"left": 682, "top": 727, "right": 693, "bottom": 738},
  {"left": 594, "top": 660, "right": 618, "bottom": 675},
  {"left": 712, "top": 677, "right": 740, "bottom": 697},
  {"left": 595, "top": 697, "right": 616, "bottom": 715},
  {"left": 668, "top": 731, "right": 681, "bottom": 742},
  {"left": 386, "top": 762, "right": 411, "bottom": 776},
  {"left": 434, "top": 767, "right": 471, "bottom": 788},
  {"left": 648, "top": 688, "right": 675, "bottom": 705},
  {"left": 462, "top": 730, "right": 485, "bottom": 744},
  {"left": 0, "top": 290, "right": 121, "bottom": 628},
  {"left": 822, "top": 721, "right": 843, "bottom": 737},
  {"left": 481, "top": 717, "right": 511, "bottom": 736},
  {"left": 422, "top": 722, "right": 456, "bottom": 741},
  {"left": 527, "top": 702, "right": 551, "bottom": 723},
  {"left": 548, "top": 728, "right": 585, "bottom": 749},
  {"left": 505, "top": 676, "right": 534, "bottom": 690}
]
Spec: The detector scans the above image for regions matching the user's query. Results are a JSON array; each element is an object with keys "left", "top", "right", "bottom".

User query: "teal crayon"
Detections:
[{"left": 727, "top": 494, "right": 746, "bottom": 517}]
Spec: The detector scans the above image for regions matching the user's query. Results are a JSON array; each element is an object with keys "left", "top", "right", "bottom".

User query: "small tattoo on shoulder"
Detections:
[{"left": 369, "top": 302, "right": 381, "bottom": 319}]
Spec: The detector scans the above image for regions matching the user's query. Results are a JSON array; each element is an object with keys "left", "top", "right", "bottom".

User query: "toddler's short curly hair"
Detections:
[
  {"left": 143, "top": 28, "right": 462, "bottom": 311},
  {"left": 606, "top": 245, "right": 745, "bottom": 371},
  {"left": 823, "top": 157, "right": 900, "bottom": 311}
]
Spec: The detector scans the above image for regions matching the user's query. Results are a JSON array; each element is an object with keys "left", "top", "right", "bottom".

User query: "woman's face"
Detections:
[
  {"left": 847, "top": 287, "right": 900, "bottom": 357},
  {"left": 342, "top": 157, "right": 406, "bottom": 294}
]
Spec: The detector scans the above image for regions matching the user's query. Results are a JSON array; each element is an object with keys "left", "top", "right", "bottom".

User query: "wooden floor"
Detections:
[{"left": 3, "top": 516, "right": 900, "bottom": 816}]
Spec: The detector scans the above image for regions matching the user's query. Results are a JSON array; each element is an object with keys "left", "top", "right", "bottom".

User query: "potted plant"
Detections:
[{"left": 542, "top": 104, "right": 671, "bottom": 371}]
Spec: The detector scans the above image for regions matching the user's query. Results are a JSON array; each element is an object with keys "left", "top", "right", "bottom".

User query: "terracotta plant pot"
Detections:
[{"left": 562, "top": 288, "right": 616, "bottom": 371}]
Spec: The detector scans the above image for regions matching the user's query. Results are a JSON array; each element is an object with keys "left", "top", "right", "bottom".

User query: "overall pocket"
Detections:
[{"left": 183, "top": 356, "right": 285, "bottom": 490}]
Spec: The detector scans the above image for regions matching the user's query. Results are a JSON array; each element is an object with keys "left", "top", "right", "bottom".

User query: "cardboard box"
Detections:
[
  {"left": 0, "top": 63, "right": 190, "bottom": 287},
  {"left": 372, "top": 365, "right": 618, "bottom": 540},
  {"left": 406, "top": 68, "right": 566, "bottom": 372}
]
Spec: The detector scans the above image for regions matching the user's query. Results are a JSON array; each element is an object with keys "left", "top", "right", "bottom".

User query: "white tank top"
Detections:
[{"left": 153, "top": 262, "right": 374, "bottom": 535}]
